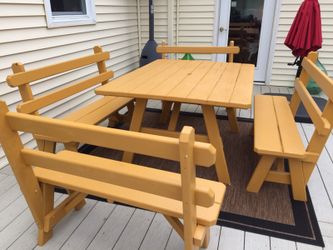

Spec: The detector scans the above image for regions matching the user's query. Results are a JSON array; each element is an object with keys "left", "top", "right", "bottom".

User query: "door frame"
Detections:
[{"left": 213, "top": 0, "right": 282, "bottom": 85}]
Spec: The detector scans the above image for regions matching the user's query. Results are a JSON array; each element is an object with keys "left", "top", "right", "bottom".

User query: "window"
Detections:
[{"left": 44, "top": 0, "right": 96, "bottom": 28}]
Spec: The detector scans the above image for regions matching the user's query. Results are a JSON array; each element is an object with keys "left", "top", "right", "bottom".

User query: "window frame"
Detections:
[{"left": 44, "top": 0, "right": 96, "bottom": 28}]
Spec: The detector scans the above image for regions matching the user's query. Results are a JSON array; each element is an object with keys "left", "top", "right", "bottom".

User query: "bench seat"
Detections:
[
  {"left": 62, "top": 96, "right": 132, "bottom": 124},
  {"left": 34, "top": 165, "right": 225, "bottom": 226},
  {"left": 254, "top": 95, "right": 306, "bottom": 159}
]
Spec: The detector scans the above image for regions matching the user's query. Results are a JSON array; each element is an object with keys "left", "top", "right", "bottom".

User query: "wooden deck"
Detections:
[{"left": 0, "top": 85, "right": 332, "bottom": 250}]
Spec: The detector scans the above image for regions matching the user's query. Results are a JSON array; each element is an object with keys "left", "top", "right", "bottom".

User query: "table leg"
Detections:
[
  {"left": 160, "top": 101, "right": 173, "bottom": 124},
  {"left": 168, "top": 102, "right": 181, "bottom": 131},
  {"left": 122, "top": 98, "right": 147, "bottom": 162},
  {"left": 226, "top": 108, "right": 239, "bottom": 133},
  {"left": 202, "top": 105, "right": 231, "bottom": 184}
]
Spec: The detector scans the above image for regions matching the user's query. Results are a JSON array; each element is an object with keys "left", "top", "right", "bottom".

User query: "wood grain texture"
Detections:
[{"left": 95, "top": 60, "right": 254, "bottom": 108}]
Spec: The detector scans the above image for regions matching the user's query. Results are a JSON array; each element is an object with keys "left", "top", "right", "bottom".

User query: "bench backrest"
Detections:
[
  {"left": 156, "top": 41, "right": 240, "bottom": 63},
  {"left": 289, "top": 52, "right": 333, "bottom": 182},
  {"left": 6, "top": 46, "right": 111, "bottom": 114},
  {"left": 0, "top": 100, "right": 217, "bottom": 231}
]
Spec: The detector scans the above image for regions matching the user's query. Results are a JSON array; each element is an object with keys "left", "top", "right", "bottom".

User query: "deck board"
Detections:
[{"left": 0, "top": 85, "right": 333, "bottom": 249}]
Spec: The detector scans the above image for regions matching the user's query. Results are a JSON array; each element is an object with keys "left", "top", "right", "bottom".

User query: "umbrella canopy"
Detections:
[{"left": 284, "top": 0, "right": 322, "bottom": 57}]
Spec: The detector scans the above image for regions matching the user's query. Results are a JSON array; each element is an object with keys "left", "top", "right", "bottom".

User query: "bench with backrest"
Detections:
[
  {"left": 6, "top": 46, "right": 134, "bottom": 153},
  {"left": 155, "top": 41, "right": 241, "bottom": 133},
  {"left": 0, "top": 100, "right": 225, "bottom": 249},
  {"left": 247, "top": 52, "right": 333, "bottom": 201}
]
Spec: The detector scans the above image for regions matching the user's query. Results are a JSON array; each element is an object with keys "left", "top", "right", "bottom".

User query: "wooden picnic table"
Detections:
[{"left": 96, "top": 59, "right": 255, "bottom": 184}]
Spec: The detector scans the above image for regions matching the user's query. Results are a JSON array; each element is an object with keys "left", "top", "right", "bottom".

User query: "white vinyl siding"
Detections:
[
  {"left": 0, "top": 0, "right": 140, "bottom": 169},
  {"left": 270, "top": 0, "right": 333, "bottom": 86},
  {"left": 139, "top": 0, "right": 216, "bottom": 60}
]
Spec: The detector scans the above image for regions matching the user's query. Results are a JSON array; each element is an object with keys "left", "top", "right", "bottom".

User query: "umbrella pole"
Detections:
[{"left": 296, "top": 57, "right": 304, "bottom": 78}]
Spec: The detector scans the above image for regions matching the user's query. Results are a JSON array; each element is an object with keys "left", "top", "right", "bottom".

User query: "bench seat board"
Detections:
[
  {"left": 254, "top": 95, "right": 306, "bottom": 158},
  {"left": 63, "top": 96, "right": 132, "bottom": 124},
  {"left": 34, "top": 167, "right": 225, "bottom": 226}
]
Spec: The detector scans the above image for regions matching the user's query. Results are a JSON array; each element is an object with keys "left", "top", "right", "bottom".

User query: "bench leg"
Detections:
[
  {"left": 202, "top": 105, "right": 231, "bottom": 184},
  {"left": 168, "top": 102, "right": 181, "bottom": 131},
  {"left": 247, "top": 156, "right": 275, "bottom": 193},
  {"left": 123, "top": 98, "right": 147, "bottom": 162},
  {"left": 160, "top": 101, "right": 173, "bottom": 124},
  {"left": 63, "top": 142, "right": 87, "bottom": 210},
  {"left": 38, "top": 183, "right": 54, "bottom": 246},
  {"left": 226, "top": 108, "right": 239, "bottom": 133},
  {"left": 289, "top": 159, "right": 307, "bottom": 201},
  {"left": 202, "top": 227, "right": 210, "bottom": 248}
]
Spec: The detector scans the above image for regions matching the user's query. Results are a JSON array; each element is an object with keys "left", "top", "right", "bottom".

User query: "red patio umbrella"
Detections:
[{"left": 285, "top": 0, "right": 322, "bottom": 64}]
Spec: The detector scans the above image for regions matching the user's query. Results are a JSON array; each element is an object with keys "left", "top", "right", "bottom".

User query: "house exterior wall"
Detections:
[
  {"left": 270, "top": 0, "right": 333, "bottom": 86},
  {"left": 139, "top": 0, "right": 216, "bottom": 60},
  {"left": 0, "top": 0, "right": 140, "bottom": 169},
  {"left": 139, "top": 0, "right": 332, "bottom": 86}
]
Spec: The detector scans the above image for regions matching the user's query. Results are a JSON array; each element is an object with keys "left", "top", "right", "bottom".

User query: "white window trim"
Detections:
[{"left": 44, "top": 0, "right": 96, "bottom": 28}]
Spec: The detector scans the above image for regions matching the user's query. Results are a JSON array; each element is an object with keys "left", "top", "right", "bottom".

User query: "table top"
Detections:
[{"left": 95, "top": 59, "right": 255, "bottom": 108}]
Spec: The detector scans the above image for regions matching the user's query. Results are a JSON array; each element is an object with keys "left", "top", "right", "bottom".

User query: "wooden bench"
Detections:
[
  {"left": 6, "top": 46, "right": 134, "bottom": 152},
  {"left": 156, "top": 41, "right": 241, "bottom": 133},
  {"left": 0, "top": 100, "right": 225, "bottom": 249},
  {"left": 247, "top": 52, "right": 333, "bottom": 201}
]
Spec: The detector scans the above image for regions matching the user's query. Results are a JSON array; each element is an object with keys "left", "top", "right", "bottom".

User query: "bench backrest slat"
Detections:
[
  {"left": 294, "top": 78, "right": 331, "bottom": 135},
  {"left": 6, "top": 51, "right": 109, "bottom": 87},
  {"left": 156, "top": 46, "right": 240, "bottom": 55},
  {"left": 17, "top": 71, "right": 113, "bottom": 114},
  {"left": 289, "top": 52, "right": 333, "bottom": 183},
  {"left": 302, "top": 57, "right": 333, "bottom": 102},
  {"left": 6, "top": 111, "right": 216, "bottom": 167},
  {"left": 157, "top": 41, "right": 240, "bottom": 63}
]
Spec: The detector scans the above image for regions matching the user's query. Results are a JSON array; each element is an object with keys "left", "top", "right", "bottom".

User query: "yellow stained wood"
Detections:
[
  {"left": 179, "top": 127, "right": 197, "bottom": 250},
  {"left": 65, "top": 97, "right": 132, "bottom": 125},
  {"left": 122, "top": 98, "right": 147, "bottom": 162},
  {"left": 302, "top": 56, "right": 333, "bottom": 102},
  {"left": 22, "top": 148, "right": 216, "bottom": 207},
  {"left": 229, "top": 64, "right": 255, "bottom": 108},
  {"left": 148, "top": 61, "right": 202, "bottom": 99},
  {"left": 272, "top": 96, "right": 306, "bottom": 158},
  {"left": 168, "top": 102, "right": 181, "bottom": 131},
  {"left": 164, "top": 215, "right": 184, "bottom": 239},
  {"left": 38, "top": 183, "right": 54, "bottom": 245},
  {"left": 33, "top": 167, "right": 225, "bottom": 226},
  {"left": 228, "top": 41, "right": 235, "bottom": 63},
  {"left": 246, "top": 156, "right": 276, "bottom": 192},
  {"left": 208, "top": 63, "right": 242, "bottom": 105},
  {"left": 193, "top": 225, "right": 208, "bottom": 247},
  {"left": 134, "top": 61, "right": 188, "bottom": 95},
  {"left": 6, "top": 112, "right": 216, "bottom": 167},
  {"left": 0, "top": 101, "right": 44, "bottom": 228},
  {"left": 156, "top": 45, "right": 240, "bottom": 55},
  {"left": 160, "top": 101, "right": 173, "bottom": 124},
  {"left": 93, "top": 46, "right": 109, "bottom": 85},
  {"left": 202, "top": 105, "right": 230, "bottom": 184},
  {"left": 141, "top": 127, "right": 210, "bottom": 143},
  {"left": 44, "top": 192, "right": 87, "bottom": 232},
  {"left": 254, "top": 95, "right": 283, "bottom": 156},
  {"left": 96, "top": 59, "right": 174, "bottom": 95},
  {"left": 290, "top": 52, "right": 318, "bottom": 115},
  {"left": 167, "top": 61, "right": 216, "bottom": 100},
  {"left": 6, "top": 52, "right": 110, "bottom": 86},
  {"left": 294, "top": 79, "right": 331, "bottom": 135},
  {"left": 226, "top": 108, "right": 239, "bottom": 133},
  {"left": 95, "top": 60, "right": 254, "bottom": 109},
  {"left": 17, "top": 71, "right": 114, "bottom": 114},
  {"left": 289, "top": 159, "right": 307, "bottom": 201},
  {"left": 265, "top": 171, "right": 291, "bottom": 184},
  {"left": 187, "top": 63, "right": 227, "bottom": 102}
]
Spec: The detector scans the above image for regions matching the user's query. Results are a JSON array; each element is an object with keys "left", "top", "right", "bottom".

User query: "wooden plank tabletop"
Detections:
[{"left": 96, "top": 59, "right": 255, "bottom": 108}]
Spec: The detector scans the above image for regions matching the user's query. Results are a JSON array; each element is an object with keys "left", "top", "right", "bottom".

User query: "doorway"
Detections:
[{"left": 216, "top": 0, "right": 277, "bottom": 82}]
